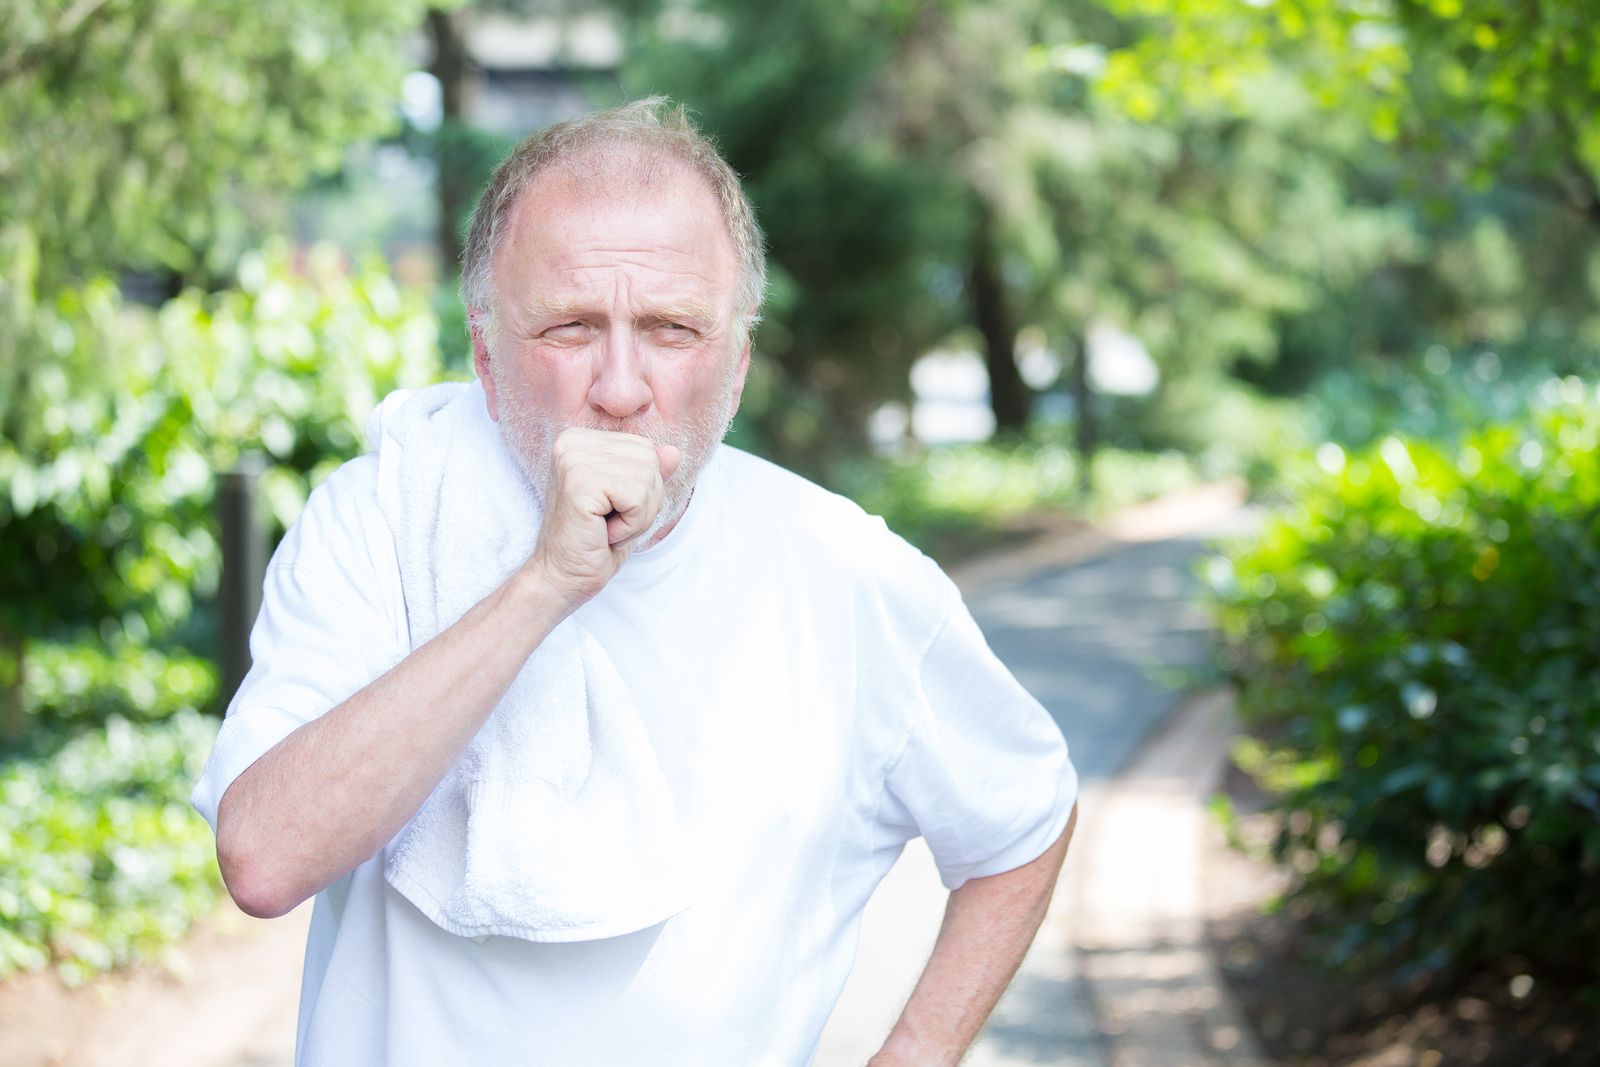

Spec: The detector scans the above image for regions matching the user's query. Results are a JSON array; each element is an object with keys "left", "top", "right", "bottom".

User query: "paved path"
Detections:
[
  {"left": 972, "top": 532, "right": 1222, "bottom": 786},
  {"left": 814, "top": 488, "right": 1253, "bottom": 1066}
]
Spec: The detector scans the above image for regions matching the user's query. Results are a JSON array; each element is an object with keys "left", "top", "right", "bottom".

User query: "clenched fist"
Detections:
[{"left": 525, "top": 427, "right": 682, "bottom": 610}]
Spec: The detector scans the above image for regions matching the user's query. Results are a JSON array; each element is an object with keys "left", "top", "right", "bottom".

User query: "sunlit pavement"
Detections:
[{"left": 814, "top": 487, "right": 1259, "bottom": 1067}]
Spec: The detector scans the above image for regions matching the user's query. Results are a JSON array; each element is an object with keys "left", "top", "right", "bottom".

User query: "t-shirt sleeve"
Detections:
[
  {"left": 875, "top": 586, "right": 1079, "bottom": 891},
  {"left": 188, "top": 457, "right": 407, "bottom": 837}
]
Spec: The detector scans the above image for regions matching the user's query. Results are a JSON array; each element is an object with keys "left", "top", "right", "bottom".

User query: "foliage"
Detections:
[
  {"left": 0, "top": 710, "right": 223, "bottom": 985},
  {"left": 615, "top": 0, "right": 970, "bottom": 460},
  {"left": 1205, "top": 381, "right": 1600, "bottom": 982},
  {"left": 150, "top": 241, "right": 445, "bottom": 531},
  {"left": 1, "top": 270, "right": 163, "bottom": 648},
  {"left": 1103, "top": 374, "right": 1314, "bottom": 491},
  {"left": 1304, "top": 345, "right": 1599, "bottom": 453},
  {"left": 607, "top": 0, "right": 1443, "bottom": 465},
  {"left": 1090, "top": 1, "right": 1600, "bottom": 438},
  {"left": 1098, "top": 0, "right": 1600, "bottom": 227},
  {"left": 1, "top": 242, "right": 441, "bottom": 736},
  {"left": 830, "top": 439, "right": 1205, "bottom": 561},
  {"left": 1007, "top": 63, "right": 1394, "bottom": 395},
  {"left": 24, "top": 642, "right": 216, "bottom": 732},
  {"left": 0, "top": 0, "right": 447, "bottom": 293}
]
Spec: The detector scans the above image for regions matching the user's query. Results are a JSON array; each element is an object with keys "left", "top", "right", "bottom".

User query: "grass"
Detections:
[{"left": 826, "top": 441, "right": 1212, "bottom": 563}]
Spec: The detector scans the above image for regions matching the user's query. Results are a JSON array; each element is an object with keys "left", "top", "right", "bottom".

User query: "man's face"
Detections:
[{"left": 472, "top": 159, "right": 750, "bottom": 547}]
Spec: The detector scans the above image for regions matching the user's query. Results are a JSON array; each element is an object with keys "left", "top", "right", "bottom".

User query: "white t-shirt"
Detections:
[{"left": 190, "top": 441, "right": 1078, "bottom": 1067}]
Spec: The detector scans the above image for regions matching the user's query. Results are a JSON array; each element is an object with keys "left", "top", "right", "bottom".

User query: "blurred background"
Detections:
[{"left": 1, "top": 0, "right": 1596, "bottom": 1064}]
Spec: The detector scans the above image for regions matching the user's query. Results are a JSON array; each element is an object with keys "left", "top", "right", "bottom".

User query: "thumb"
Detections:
[{"left": 656, "top": 444, "right": 681, "bottom": 482}]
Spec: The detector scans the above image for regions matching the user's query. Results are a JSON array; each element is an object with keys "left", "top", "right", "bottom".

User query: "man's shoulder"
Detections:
[
  {"left": 712, "top": 445, "right": 953, "bottom": 602},
  {"left": 272, "top": 453, "right": 390, "bottom": 570},
  {"left": 714, "top": 445, "right": 893, "bottom": 543},
  {"left": 713, "top": 445, "right": 845, "bottom": 510}
]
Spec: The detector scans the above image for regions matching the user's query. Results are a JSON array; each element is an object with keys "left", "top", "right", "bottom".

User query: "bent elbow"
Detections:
[
  {"left": 216, "top": 815, "right": 305, "bottom": 920},
  {"left": 231, "top": 878, "right": 298, "bottom": 921},
  {"left": 218, "top": 845, "right": 300, "bottom": 920}
]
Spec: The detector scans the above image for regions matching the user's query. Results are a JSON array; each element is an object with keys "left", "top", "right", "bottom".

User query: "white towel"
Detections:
[{"left": 366, "top": 379, "right": 699, "bottom": 943}]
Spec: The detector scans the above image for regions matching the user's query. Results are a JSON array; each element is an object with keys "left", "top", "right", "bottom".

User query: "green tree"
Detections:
[
  {"left": 877, "top": 1, "right": 1406, "bottom": 477},
  {"left": 0, "top": 0, "right": 443, "bottom": 292},
  {"left": 1099, "top": 0, "right": 1600, "bottom": 232},
  {"left": 609, "top": 0, "right": 1409, "bottom": 471},
  {"left": 611, "top": 0, "right": 970, "bottom": 466}
]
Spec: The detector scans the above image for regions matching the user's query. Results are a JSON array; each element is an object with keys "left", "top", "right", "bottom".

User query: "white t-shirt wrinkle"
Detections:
[{"left": 190, "top": 440, "right": 1079, "bottom": 1067}]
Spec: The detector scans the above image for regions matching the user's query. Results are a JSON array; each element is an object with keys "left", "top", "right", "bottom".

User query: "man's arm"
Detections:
[
  {"left": 869, "top": 803, "right": 1078, "bottom": 1067},
  {"left": 215, "top": 429, "right": 678, "bottom": 919},
  {"left": 215, "top": 568, "right": 571, "bottom": 918}
]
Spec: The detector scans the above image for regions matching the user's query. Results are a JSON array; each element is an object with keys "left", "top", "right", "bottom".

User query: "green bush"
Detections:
[
  {"left": 0, "top": 710, "right": 223, "bottom": 985},
  {"left": 1, "top": 239, "right": 442, "bottom": 741},
  {"left": 1206, "top": 377, "right": 1600, "bottom": 983},
  {"left": 0, "top": 241, "right": 440, "bottom": 980},
  {"left": 1305, "top": 347, "right": 1588, "bottom": 453},
  {"left": 24, "top": 642, "right": 217, "bottom": 731}
]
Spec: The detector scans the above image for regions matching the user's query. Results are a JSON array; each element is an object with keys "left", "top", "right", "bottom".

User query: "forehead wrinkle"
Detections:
[
  {"left": 558, "top": 245, "right": 725, "bottom": 284},
  {"left": 534, "top": 257, "right": 727, "bottom": 312}
]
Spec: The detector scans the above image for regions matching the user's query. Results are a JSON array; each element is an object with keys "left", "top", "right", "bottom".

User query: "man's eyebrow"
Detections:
[
  {"left": 519, "top": 298, "right": 718, "bottom": 326},
  {"left": 645, "top": 301, "right": 718, "bottom": 325},
  {"left": 522, "top": 297, "right": 586, "bottom": 322}
]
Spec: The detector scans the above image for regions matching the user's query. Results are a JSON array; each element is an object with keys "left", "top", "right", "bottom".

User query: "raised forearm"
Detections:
[
  {"left": 871, "top": 804, "right": 1078, "bottom": 1067},
  {"left": 215, "top": 568, "right": 572, "bottom": 919}
]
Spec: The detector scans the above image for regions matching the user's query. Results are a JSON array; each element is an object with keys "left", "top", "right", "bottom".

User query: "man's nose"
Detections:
[{"left": 587, "top": 325, "right": 652, "bottom": 420}]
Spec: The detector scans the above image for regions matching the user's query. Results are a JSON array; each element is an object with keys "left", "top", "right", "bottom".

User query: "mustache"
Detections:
[{"left": 581, "top": 417, "right": 668, "bottom": 437}]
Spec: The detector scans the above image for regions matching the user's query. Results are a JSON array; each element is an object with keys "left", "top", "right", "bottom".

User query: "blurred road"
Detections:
[{"left": 814, "top": 488, "right": 1253, "bottom": 1067}]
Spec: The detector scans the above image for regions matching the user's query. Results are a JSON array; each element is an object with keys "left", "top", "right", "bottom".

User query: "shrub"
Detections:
[
  {"left": 25, "top": 642, "right": 217, "bottom": 732},
  {"left": 1205, "top": 377, "right": 1600, "bottom": 983},
  {"left": 1305, "top": 347, "right": 1585, "bottom": 453},
  {"left": 1, "top": 240, "right": 441, "bottom": 741},
  {"left": 0, "top": 710, "right": 223, "bottom": 985}
]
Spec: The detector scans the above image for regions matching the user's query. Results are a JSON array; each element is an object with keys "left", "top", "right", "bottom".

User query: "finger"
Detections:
[
  {"left": 656, "top": 444, "right": 681, "bottom": 481},
  {"left": 606, "top": 512, "right": 634, "bottom": 546},
  {"left": 602, "top": 477, "right": 662, "bottom": 545},
  {"left": 606, "top": 502, "right": 657, "bottom": 546}
]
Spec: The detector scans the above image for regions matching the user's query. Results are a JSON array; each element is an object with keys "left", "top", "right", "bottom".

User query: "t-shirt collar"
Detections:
[{"left": 612, "top": 445, "right": 722, "bottom": 580}]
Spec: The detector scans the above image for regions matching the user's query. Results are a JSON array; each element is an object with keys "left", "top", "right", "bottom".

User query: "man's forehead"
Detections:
[
  {"left": 496, "top": 156, "right": 738, "bottom": 299},
  {"left": 513, "top": 149, "right": 722, "bottom": 233}
]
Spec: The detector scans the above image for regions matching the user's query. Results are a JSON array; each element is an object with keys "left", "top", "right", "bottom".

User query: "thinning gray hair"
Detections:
[{"left": 460, "top": 96, "right": 766, "bottom": 348}]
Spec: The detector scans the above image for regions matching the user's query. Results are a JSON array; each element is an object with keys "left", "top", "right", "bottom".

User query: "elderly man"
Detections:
[{"left": 191, "top": 97, "right": 1078, "bottom": 1066}]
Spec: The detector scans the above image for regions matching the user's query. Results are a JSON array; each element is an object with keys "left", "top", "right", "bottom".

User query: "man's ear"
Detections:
[
  {"left": 728, "top": 328, "right": 753, "bottom": 416},
  {"left": 469, "top": 309, "right": 501, "bottom": 423}
]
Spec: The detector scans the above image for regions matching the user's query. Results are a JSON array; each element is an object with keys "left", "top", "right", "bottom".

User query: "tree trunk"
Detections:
[
  {"left": 968, "top": 200, "right": 1030, "bottom": 435},
  {"left": 2, "top": 627, "right": 24, "bottom": 746},
  {"left": 429, "top": 7, "right": 470, "bottom": 272},
  {"left": 1071, "top": 329, "right": 1096, "bottom": 498}
]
